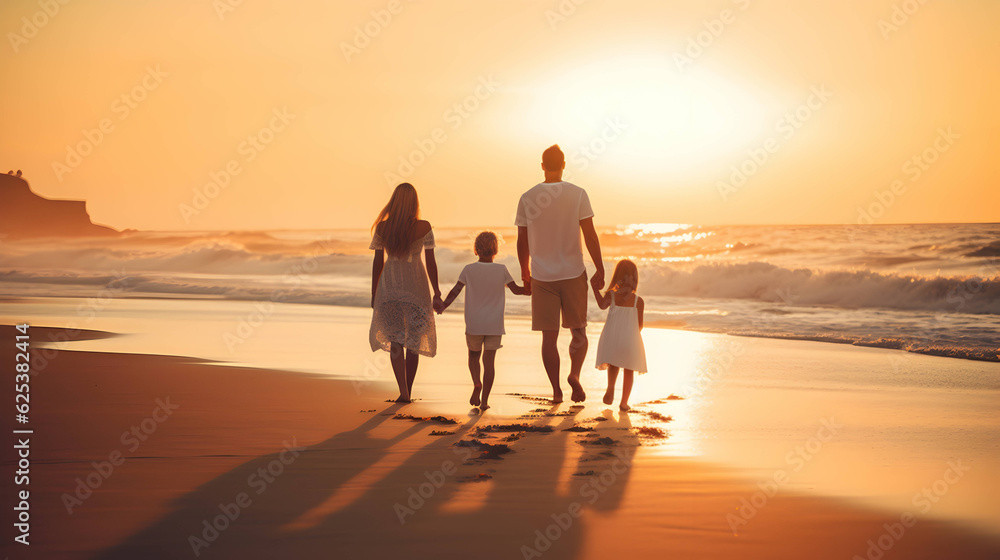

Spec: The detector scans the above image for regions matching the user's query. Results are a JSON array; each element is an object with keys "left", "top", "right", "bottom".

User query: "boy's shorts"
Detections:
[
  {"left": 466, "top": 334, "right": 503, "bottom": 351},
  {"left": 530, "top": 272, "right": 588, "bottom": 331}
]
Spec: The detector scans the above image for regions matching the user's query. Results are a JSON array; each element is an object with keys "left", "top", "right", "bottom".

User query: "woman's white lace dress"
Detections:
[{"left": 369, "top": 230, "right": 437, "bottom": 357}]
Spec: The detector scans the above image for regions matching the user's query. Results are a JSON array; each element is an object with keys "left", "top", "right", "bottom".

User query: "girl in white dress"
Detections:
[
  {"left": 591, "top": 259, "right": 647, "bottom": 411},
  {"left": 369, "top": 183, "right": 442, "bottom": 403}
]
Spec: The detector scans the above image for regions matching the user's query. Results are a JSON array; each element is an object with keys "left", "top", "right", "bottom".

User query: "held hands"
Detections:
[
  {"left": 433, "top": 294, "right": 446, "bottom": 314},
  {"left": 522, "top": 275, "right": 532, "bottom": 296},
  {"left": 590, "top": 269, "right": 605, "bottom": 291}
]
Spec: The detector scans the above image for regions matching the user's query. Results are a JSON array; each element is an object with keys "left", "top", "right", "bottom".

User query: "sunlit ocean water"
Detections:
[{"left": 1, "top": 223, "right": 997, "bottom": 360}]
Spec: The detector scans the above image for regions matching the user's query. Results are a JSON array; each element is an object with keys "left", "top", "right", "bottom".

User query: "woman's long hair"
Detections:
[
  {"left": 372, "top": 183, "right": 420, "bottom": 257},
  {"left": 604, "top": 259, "right": 639, "bottom": 299}
]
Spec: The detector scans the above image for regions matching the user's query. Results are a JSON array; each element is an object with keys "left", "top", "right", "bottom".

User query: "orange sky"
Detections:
[{"left": 1, "top": 0, "right": 997, "bottom": 231}]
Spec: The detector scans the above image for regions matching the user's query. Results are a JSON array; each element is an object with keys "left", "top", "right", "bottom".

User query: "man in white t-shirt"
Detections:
[
  {"left": 439, "top": 232, "right": 528, "bottom": 411},
  {"left": 515, "top": 144, "right": 605, "bottom": 403}
]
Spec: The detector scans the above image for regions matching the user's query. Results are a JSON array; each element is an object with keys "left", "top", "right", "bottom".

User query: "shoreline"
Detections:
[{"left": 2, "top": 293, "right": 996, "bottom": 364}]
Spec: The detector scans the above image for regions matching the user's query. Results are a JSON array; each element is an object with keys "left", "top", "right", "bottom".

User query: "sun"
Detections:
[{"left": 518, "top": 55, "right": 772, "bottom": 182}]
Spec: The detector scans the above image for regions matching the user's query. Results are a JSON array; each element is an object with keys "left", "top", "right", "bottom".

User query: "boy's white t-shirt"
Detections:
[
  {"left": 514, "top": 181, "right": 594, "bottom": 282},
  {"left": 458, "top": 262, "right": 514, "bottom": 336}
]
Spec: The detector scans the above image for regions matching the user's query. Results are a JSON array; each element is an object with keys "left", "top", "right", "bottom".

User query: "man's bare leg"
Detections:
[
  {"left": 541, "top": 330, "right": 562, "bottom": 403},
  {"left": 568, "top": 327, "right": 588, "bottom": 402}
]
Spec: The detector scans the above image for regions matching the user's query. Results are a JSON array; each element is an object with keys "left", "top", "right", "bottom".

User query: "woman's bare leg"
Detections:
[
  {"left": 604, "top": 366, "right": 619, "bottom": 405},
  {"left": 405, "top": 349, "right": 419, "bottom": 398},
  {"left": 390, "top": 342, "right": 409, "bottom": 402}
]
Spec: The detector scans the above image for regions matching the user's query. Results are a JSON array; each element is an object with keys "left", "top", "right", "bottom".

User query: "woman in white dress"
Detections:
[
  {"left": 370, "top": 183, "right": 442, "bottom": 402},
  {"left": 591, "top": 259, "right": 647, "bottom": 411}
]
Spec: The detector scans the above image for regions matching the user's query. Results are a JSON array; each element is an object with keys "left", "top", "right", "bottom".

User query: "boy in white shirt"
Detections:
[{"left": 438, "top": 231, "right": 528, "bottom": 411}]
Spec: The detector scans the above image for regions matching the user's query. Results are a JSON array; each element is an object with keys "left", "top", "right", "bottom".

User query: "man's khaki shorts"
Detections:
[
  {"left": 466, "top": 334, "right": 503, "bottom": 352},
  {"left": 530, "top": 272, "right": 588, "bottom": 331}
]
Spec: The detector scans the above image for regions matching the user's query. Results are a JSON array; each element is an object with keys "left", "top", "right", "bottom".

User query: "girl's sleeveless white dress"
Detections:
[{"left": 594, "top": 292, "right": 647, "bottom": 373}]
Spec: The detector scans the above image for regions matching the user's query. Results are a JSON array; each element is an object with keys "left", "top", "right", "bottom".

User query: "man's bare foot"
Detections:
[
  {"left": 479, "top": 402, "right": 490, "bottom": 412},
  {"left": 395, "top": 394, "right": 411, "bottom": 404},
  {"left": 603, "top": 388, "right": 614, "bottom": 405},
  {"left": 568, "top": 376, "right": 586, "bottom": 403},
  {"left": 470, "top": 384, "right": 482, "bottom": 407},
  {"left": 619, "top": 403, "right": 631, "bottom": 412},
  {"left": 551, "top": 389, "right": 564, "bottom": 404}
]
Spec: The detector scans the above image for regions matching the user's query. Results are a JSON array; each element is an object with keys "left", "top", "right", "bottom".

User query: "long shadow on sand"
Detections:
[{"left": 90, "top": 402, "right": 638, "bottom": 560}]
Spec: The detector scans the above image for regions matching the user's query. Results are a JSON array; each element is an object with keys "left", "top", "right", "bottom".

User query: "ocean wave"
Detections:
[
  {"left": 965, "top": 241, "right": 1000, "bottom": 258},
  {"left": 0, "top": 270, "right": 372, "bottom": 307},
  {"left": 726, "top": 333, "right": 998, "bottom": 363},
  {"left": 1, "top": 256, "right": 997, "bottom": 315},
  {"left": 640, "top": 262, "right": 999, "bottom": 315}
]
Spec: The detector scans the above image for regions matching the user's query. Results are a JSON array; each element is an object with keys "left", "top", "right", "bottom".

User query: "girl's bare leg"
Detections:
[
  {"left": 480, "top": 349, "right": 497, "bottom": 411},
  {"left": 468, "top": 350, "right": 482, "bottom": 406},
  {"left": 390, "top": 342, "right": 409, "bottom": 402},
  {"left": 405, "top": 349, "right": 419, "bottom": 398},
  {"left": 604, "top": 366, "right": 619, "bottom": 405},
  {"left": 620, "top": 369, "right": 634, "bottom": 411}
]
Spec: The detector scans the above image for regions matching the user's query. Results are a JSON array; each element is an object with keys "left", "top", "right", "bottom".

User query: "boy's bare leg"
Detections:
[
  {"left": 480, "top": 349, "right": 497, "bottom": 411},
  {"left": 620, "top": 369, "right": 634, "bottom": 411},
  {"left": 541, "top": 330, "right": 562, "bottom": 403},
  {"left": 468, "top": 350, "right": 482, "bottom": 406},
  {"left": 604, "top": 365, "right": 619, "bottom": 405},
  {"left": 568, "top": 327, "right": 588, "bottom": 402}
]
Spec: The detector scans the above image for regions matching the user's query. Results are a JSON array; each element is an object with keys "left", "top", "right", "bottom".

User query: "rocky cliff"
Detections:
[{"left": 0, "top": 173, "right": 118, "bottom": 239}]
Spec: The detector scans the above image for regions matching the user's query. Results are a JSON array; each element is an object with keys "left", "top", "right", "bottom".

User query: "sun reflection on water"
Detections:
[{"left": 616, "top": 223, "right": 693, "bottom": 237}]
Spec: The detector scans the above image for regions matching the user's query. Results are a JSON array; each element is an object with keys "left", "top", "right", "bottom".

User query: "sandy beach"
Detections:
[{"left": 2, "top": 298, "right": 998, "bottom": 559}]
